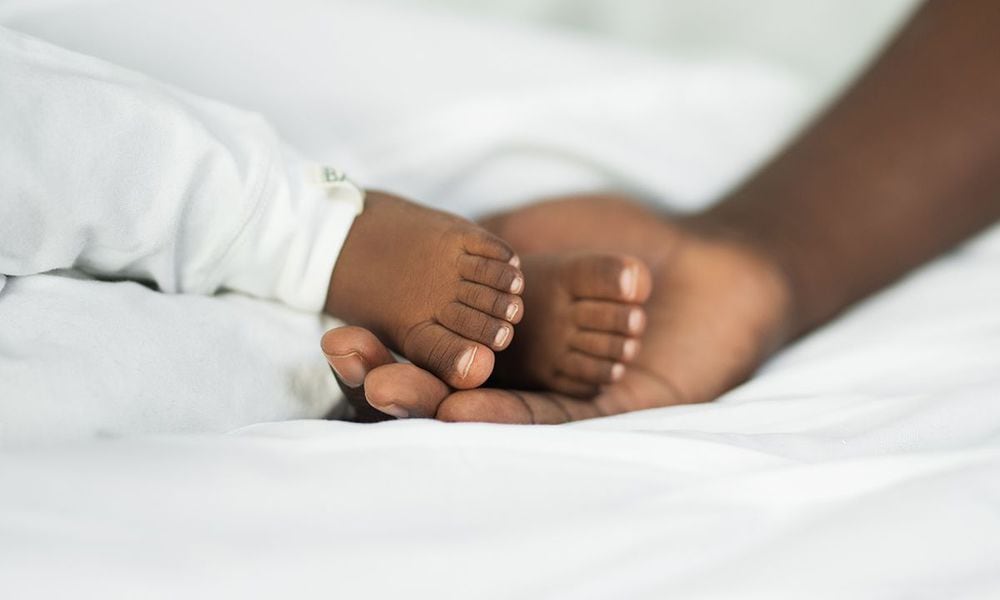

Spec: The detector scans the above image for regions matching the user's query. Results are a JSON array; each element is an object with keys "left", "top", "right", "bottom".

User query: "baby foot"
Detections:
[
  {"left": 324, "top": 191, "right": 524, "bottom": 389},
  {"left": 489, "top": 252, "right": 652, "bottom": 397}
]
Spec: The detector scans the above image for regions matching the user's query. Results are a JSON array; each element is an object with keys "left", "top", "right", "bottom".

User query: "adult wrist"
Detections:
[{"left": 682, "top": 201, "right": 805, "bottom": 347}]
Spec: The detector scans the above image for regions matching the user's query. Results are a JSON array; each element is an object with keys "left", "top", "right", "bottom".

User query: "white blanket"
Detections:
[{"left": 1, "top": 1, "right": 999, "bottom": 598}]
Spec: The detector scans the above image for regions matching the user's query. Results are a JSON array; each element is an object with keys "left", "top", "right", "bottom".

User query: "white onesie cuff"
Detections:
[{"left": 220, "top": 148, "right": 364, "bottom": 313}]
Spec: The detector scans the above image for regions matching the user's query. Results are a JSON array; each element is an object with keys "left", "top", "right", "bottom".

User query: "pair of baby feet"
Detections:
[{"left": 324, "top": 192, "right": 653, "bottom": 403}]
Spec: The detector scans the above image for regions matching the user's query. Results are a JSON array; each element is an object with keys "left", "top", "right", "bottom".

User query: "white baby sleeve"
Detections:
[{"left": 0, "top": 26, "right": 360, "bottom": 312}]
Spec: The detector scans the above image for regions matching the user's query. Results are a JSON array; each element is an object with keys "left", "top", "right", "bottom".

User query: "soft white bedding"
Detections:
[{"left": 1, "top": 1, "right": 998, "bottom": 598}]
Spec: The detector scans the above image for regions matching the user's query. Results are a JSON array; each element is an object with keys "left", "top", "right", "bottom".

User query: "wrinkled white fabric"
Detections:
[
  {"left": 0, "top": 0, "right": 818, "bottom": 442},
  {"left": 0, "top": 20, "right": 359, "bottom": 440},
  {"left": 0, "top": 26, "right": 358, "bottom": 312},
  {"left": 1, "top": 1, "right": 999, "bottom": 599}
]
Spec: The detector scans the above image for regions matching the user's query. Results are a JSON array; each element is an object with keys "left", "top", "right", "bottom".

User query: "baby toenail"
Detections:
[
  {"left": 325, "top": 351, "right": 367, "bottom": 388},
  {"left": 505, "top": 303, "right": 519, "bottom": 321},
  {"left": 611, "top": 363, "right": 625, "bottom": 381},
  {"left": 623, "top": 339, "right": 639, "bottom": 360},
  {"left": 380, "top": 404, "right": 410, "bottom": 419},
  {"left": 494, "top": 326, "right": 510, "bottom": 348},
  {"left": 620, "top": 267, "right": 637, "bottom": 299},
  {"left": 628, "top": 309, "right": 644, "bottom": 333},
  {"left": 456, "top": 346, "right": 478, "bottom": 379},
  {"left": 510, "top": 276, "right": 524, "bottom": 294}
]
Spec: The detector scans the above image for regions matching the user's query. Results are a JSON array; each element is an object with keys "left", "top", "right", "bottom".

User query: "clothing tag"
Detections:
[
  {"left": 313, "top": 165, "right": 347, "bottom": 185},
  {"left": 308, "top": 165, "right": 366, "bottom": 215}
]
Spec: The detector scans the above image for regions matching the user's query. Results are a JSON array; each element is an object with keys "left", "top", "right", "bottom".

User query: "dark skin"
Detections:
[
  {"left": 705, "top": 0, "right": 1000, "bottom": 335},
  {"left": 324, "top": 191, "right": 655, "bottom": 416},
  {"left": 322, "top": 0, "right": 1000, "bottom": 424}
]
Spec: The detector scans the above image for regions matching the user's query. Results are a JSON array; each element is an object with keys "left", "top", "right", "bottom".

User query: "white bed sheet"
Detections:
[{"left": 1, "top": 1, "right": 999, "bottom": 598}]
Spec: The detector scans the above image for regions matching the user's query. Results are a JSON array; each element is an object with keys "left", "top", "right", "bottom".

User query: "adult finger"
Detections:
[
  {"left": 435, "top": 388, "right": 606, "bottom": 424},
  {"left": 364, "top": 362, "right": 451, "bottom": 419},
  {"left": 320, "top": 326, "right": 397, "bottom": 422}
]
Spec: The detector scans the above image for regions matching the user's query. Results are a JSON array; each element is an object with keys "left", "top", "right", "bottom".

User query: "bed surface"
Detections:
[{"left": 1, "top": 1, "right": 998, "bottom": 597}]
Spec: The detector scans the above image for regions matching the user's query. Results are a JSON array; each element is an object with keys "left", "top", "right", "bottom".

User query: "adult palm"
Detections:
[{"left": 323, "top": 195, "right": 792, "bottom": 424}]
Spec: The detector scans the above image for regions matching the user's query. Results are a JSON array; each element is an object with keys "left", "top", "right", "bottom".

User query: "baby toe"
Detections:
[
  {"left": 557, "top": 351, "right": 626, "bottom": 385},
  {"left": 461, "top": 229, "right": 519, "bottom": 265},
  {"left": 401, "top": 321, "right": 495, "bottom": 389},
  {"left": 458, "top": 254, "right": 524, "bottom": 294},
  {"left": 437, "top": 302, "right": 515, "bottom": 350},
  {"left": 569, "top": 331, "right": 642, "bottom": 363},
  {"left": 572, "top": 301, "right": 646, "bottom": 336},
  {"left": 456, "top": 281, "right": 524, "bottom": 324},
  {"left": 567, "top": 253, "right": 653, "bottom": 303}
]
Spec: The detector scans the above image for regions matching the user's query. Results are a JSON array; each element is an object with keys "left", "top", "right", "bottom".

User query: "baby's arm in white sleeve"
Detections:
[{"left": 0, "top": 26, "right": 361, "bottom": 312}]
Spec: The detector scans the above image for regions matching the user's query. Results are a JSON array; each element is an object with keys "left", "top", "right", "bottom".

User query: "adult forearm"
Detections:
[{"left": 703, "top": 0, "right": 1000, "bottom": 336}]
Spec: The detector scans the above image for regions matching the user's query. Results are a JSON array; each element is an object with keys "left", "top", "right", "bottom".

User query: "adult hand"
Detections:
[{"left": 322, "top": 195, "right": 794, "bottom": 424}]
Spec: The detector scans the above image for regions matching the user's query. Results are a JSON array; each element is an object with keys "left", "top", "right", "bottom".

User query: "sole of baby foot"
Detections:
[
  {"left": 324, "top": 191, "right": 524, "bottom": 389},
  {"left": 489, "top": 252, "right": 652, "bottom": 398}
]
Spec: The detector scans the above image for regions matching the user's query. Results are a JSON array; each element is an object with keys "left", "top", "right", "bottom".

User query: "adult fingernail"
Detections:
[
  {"left": 325, "top": 351, "right": 367, "bottom": 388},
  {"left": 380, "top": 404, "right": 410, "bottom": 419},
  {"left": 509, "top": 255, "right": 521, "bottom": 268}
]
